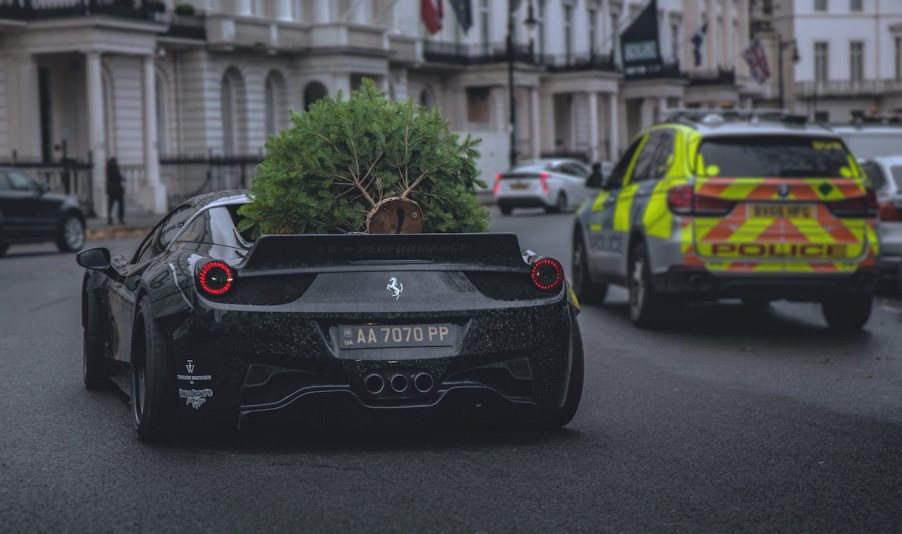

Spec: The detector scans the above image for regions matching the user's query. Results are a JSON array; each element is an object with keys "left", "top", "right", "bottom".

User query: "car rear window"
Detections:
[
  {"left": 698, "top": 136, "right": 856, "bottom": 179},
  {"left": 891, "top": 166, "right": 902, "bottom": 190}
]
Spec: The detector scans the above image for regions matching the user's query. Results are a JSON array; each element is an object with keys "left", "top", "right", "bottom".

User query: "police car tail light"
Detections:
[
  {"left": 540, "top": 172, "right": 550, "bottom": 194},
  {"left": 531, "top": 257, "right": 564, "bottom": 292},
  {"left": 493, "top": 173, "right": 502, "bottom": 195},
  {"left": 197, "top": 261, "right": 234, "bottom": 297},
  {"left": 667, "top": 185, "right": 735, "bottom": 216},
  {"left": 667, "top": 185, "right": 694, "bottom": 215},
  {"left": 827, "top": 190, "right": 879, "bottom": 218},
  {"left": 879, "top": 201, "right": 902, "bottom": 222}
]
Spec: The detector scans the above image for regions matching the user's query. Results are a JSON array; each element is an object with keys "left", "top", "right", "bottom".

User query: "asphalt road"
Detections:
[{"left": 1, "top": 206, "right": 901, "bottom": 533}]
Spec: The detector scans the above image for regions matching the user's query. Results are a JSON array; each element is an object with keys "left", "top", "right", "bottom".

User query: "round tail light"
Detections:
[
  {"left": 197, "top": 261, "right": 234, "bottom": 296},
  {"left": 531, "top": 257, "right": 564, "bottom": 292}
]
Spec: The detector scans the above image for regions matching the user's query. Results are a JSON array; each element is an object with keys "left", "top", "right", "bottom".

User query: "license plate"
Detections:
[
  {"left": 748, "top": 203, "right": 814, "bottom": 219},
  {"left": 510, "top": 183, "right": 529, "bottom": 190},
  {"left": 338, "top": 324, "right": 457, "bottom": 350}
]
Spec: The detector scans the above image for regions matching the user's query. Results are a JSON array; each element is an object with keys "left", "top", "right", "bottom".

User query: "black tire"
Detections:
[
  {"left": 56, "top": 214, "right": 85, "bottom": 252},
  {"left": 132, "top": 298, "right": 177, "bottom": 441},
  {"left": 822, "top": 294, "right": 873, "bottom": 331},
  {"left": 83, "top": 292, "right": 109, "bottom": 389},
  {"left": 499, "top": 205, "right": 513, "bottom": 216},
  {"left": 628, "top": 242, "right": 668, "bottom": 328},
  {"left": 571, "top": 231, "right": 608, "bottom": 304},
  {"left": 536, "top": 318, "right": 584, "bottom": 429},
  {"left": 0, "top": 243, "right": 8, "bottom": 257},
  {"left": 741, "top": 298, "right": 770, "bottom": 312},
  {"left": 553, "top": 193, "right": 568, "bottom": 213}
]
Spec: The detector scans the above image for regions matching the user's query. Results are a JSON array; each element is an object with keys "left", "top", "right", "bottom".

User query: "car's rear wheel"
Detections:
[
  {"left": 552, "top": 193, "right": 568, "bottom": 213},
  {"left": 536, "top": 318, "right": 584, "bottom": 429},
  {"left": 821, "top": 294, "right": 873, "bottom": 331},
  {"left": 132, "top": 298, "right": 177, "bottom": 441},
  {"left": 57, "top": 215, "right": 85, "bottom": 252},
  {"left": 0, "top": 243, "right": 8, "bottom": 257},
  {"left": 629, "top": 242, "right": 667, "bottom": 327},
  {"left": 499, "top": 205, "right": 512, "bottom": 216},
  {"left": 571, "top": 232, "right": 607, "bottom": 304},
  {"left": 83, "top": 293, "right": 109, "bottom": 390}
]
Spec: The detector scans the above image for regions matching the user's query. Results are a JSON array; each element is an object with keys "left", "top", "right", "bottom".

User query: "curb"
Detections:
[{"left": 86, "top": 227, "right": 154, "bottom": 241}]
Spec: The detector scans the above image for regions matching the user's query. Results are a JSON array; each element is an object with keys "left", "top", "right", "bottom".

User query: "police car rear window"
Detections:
[{"left": 698, "top": 136, "right": 855, "bottom": 179}]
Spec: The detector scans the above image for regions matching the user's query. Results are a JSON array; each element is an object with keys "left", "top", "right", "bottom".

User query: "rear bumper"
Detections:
[
  {"left": 495, "top": 195, "right": 552, "bottom": 209},
  {"left": 169, "top": 301, "right": 576, "bottom": 429},
  {"left": 652, "top": 268, "right": 878, "bottom": 301}
]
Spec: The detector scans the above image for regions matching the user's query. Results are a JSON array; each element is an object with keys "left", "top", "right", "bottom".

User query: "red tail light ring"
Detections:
[
  {"left": 531, "top": 257, "right": 564, "bottom": 292},
  {"left": 198, "top": 261, "right": 234, "bottom": 296}
]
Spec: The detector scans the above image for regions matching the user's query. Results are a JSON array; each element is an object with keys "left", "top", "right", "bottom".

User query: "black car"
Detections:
[
  {"left": 0, "top": 166, "right": 86, "bottom": 255},
  {"left": 77, "top": 190, "right": 583, "bottom": 439}
]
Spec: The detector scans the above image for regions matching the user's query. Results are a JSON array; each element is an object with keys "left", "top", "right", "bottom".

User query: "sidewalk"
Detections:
[{"left": 85, "top": 214, "right": 160, "bottom": 241}]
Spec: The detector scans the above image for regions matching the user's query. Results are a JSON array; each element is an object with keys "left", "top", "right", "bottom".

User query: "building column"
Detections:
[
  {"left": 640, "top": 99, "right": 655, "bottom": 129},
  {"left": 314, "top": 0, "right": 330, "bottom": 23},
  {"left": 530, "top": 87, "right": 541, "bottom": 158},
  {"left": 540, "top": 93, "right": 555, "bottom": 155},
  {"left": 86, "top": 52, "right": 107, "bottom": 219},
  {"left": 584, "top": 92, "right": 597, "bottom": 162},
  {"left": 276, "top": 0, "right": 293, "bottom": 21},
  {"left": 706, "top": 0, "right": 715, "bottom": 69},
  {"left": 608, "top": 93, "right": 619, "bottom": 158},
  {"left": 140, "top": 55, "right": 167, "bottom": 214},
  {"left": 235, "top": 0, "right": 252, "bottom": 16},
  {"left": 11, "top": 54, "right": 41, "bottom": 160},
  {"left": 658, "top": 96, "right": 668, "bottom": 122}
]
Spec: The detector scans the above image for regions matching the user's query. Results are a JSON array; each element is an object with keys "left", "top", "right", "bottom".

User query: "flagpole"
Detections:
[{"left": 507, "top": 0, "right": 517, "bottom": 168}]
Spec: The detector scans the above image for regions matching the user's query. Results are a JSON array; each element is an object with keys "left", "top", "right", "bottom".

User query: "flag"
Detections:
[
  {"left": 620, "top": 0, "right": 662, "bottom": 69},
  {"left": 421, "top": 0, "right": 443, "bottom": 35},
  {"left": 691, "top": 21, "right": 707, "bottom": 67},
  {"left": 449, "top": 0, "right": 472, "bottom": 33},
  {"left": 743, "top": 38, "right": 771, "bottom": 84}
]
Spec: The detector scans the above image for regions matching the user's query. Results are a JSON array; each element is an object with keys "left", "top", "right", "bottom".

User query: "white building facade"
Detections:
[
  {"left": 764, "top": 0, "right": 902, "bottom": 121},
  {"left": 0, "top": 0, "right": 756, "bottom": 215}
]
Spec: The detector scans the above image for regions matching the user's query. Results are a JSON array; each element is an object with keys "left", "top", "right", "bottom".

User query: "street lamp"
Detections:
[
  {"left": 508, "top": 0, "right": 537, "bottom": 168},
  {"left": 777, "top": 35, "right": 800, "bottom": 110}
]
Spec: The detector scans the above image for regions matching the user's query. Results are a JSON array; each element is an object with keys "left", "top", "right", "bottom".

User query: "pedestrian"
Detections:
[
  {"left": 106, "top": 157, "right": 125, "bottom": 225},
  {"left": 587, "top": 161, "right": 604, "bottom": 188}
]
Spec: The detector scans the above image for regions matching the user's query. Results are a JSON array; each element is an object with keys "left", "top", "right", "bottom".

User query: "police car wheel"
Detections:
[
  {"left": 628, "top": 243, "right": 666, "bottom": 327},
  {"left": 572, "top": 234, "right": 607, "bottom": 304},
  {"left": 554, "top": 193, "right": 568, "bottom": 212},
  {"left": 131, "top": 298, "right": 177, "bottom": 441},
  {"left": 500, "top": 205, "right": 513, "bottom": 216},
  {"left": 821, "top": 295, "right": 872, "bottom": 331}
]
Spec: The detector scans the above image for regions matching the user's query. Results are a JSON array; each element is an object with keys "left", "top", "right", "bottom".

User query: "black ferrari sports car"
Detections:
[{"left": 77, "top": 191, "right": 583, "bottom": 439}]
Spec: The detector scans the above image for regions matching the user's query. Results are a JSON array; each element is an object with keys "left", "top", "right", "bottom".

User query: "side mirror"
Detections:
[
  {"left": 77, "top": 248, "right": 111, "bottom": 270},
  {"left": 76, "top": 247, "right": 125, "bottom": 282}
]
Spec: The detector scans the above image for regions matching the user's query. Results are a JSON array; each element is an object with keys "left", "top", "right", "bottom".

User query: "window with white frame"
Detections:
[
  {"left": 610, "top": 11, "right": 620, "bottom": 61},
  {"left": 671, "top": 23, "right": 679, "bottom": 63},
  {"left": 589, "top": 6, "right": 598, "bottom": 57},
  {"left": 850, "top": 41, "right": 864, "bottom": 82},
  {"left": 815, "top": 41, "right": 829, "bottom": 82},
  {"left": 814, "top": 0, "right": 827, "bottom": 11},
  {"left": 479, "top": 0, "right": 490, "bottom": 54},
  {"left": 564, "top": 4, "right": 574, "bottom": 62}
]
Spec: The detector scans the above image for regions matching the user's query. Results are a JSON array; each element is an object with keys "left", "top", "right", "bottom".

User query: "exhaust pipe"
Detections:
[
  {"left": 413, "top": 372, "right": 434, "bottom": 393},
  {"left": 364, "top": 374, "right": 385, "bottom": 395},
  {"left": 389, "top": 374, "right": 409, "bottom": 393}
]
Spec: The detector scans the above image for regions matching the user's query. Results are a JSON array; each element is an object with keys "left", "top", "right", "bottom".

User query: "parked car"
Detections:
[
  {"left": 0, "top": 166, "right": 86, "bottom": 256},
  {"left": 859, "top": 156, "right": 902, "bottom": 286},
  {"left": 493, "top": 159, "right": 596, "bottom": 215},
  {"left": 572, "top": 112, "right": 879, "bottom": 330},
  {"left": 76, "top": 190, "right": 583, "bottom": 440}
]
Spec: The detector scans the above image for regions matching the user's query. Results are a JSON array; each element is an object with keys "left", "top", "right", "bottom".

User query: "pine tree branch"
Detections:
[{"left": 401, "top": 169, "right": 433, "bottom": 198}]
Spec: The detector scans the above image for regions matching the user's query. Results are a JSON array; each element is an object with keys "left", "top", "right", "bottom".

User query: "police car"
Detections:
[{"left": 571, "top": 110, "right": 879, "bottom": 330}]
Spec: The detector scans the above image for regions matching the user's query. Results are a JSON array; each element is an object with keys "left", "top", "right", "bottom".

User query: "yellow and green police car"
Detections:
[{"left": 572, "top": 111, "right": 879, "bottom": 329}]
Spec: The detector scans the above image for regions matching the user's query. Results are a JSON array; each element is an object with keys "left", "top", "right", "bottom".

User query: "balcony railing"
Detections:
[
  {"left": 161, "top": 13, "right": 205, "bottom": 40},
  {"left": 623, "top": 61, "right": 685, "bottom": 81},
  {"left": 687, "top": 67, "right": 736, "bottom": 86},
  {"left": 795, "top": 80, "right": 902, "bottom": 97},
  {"left": 423, "top": 40, "right": 541, "bottom": 66},
  {"left": 545, "top": 52, "right": 619, "bottom": 73},
  {"left": 0, "top": 0, "right": 156, "bottom": 21}
]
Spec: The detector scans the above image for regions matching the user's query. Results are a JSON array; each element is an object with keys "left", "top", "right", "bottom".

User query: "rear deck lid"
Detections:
[{"left": 692, "top": 135, "right": 871, "bottom": 267}]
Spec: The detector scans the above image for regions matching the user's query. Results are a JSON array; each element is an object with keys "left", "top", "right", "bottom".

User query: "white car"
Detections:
[
  {"left": 859, "top": 156, "right": 902, "bottom": 285},
  {"left": 493, "top": 159, "right": 599, "bottom": 215}
]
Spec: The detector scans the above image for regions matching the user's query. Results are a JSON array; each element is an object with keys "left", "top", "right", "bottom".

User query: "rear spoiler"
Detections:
[{"left": 239, "top": 233, "right": 529, "bottom": 274}]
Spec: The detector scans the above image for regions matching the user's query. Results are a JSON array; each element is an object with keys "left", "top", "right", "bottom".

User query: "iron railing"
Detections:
[
  {"left": 687, "top": 68, "right": 736, "bottom": 86},
  {"left": 423, "top": 40, "right": 545, "bottom": 66},
  {"left": 160, "top": 154, "right": 261, "bottom": 208},
  {"left": 0, "top": 0, "right": 157, "bottom": 21},
  {"left": 623, "top": 61, "right": 684, "bottom": 81},
  {"left": 0, "top": 156, "right": 95, "bottom": 214}
]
